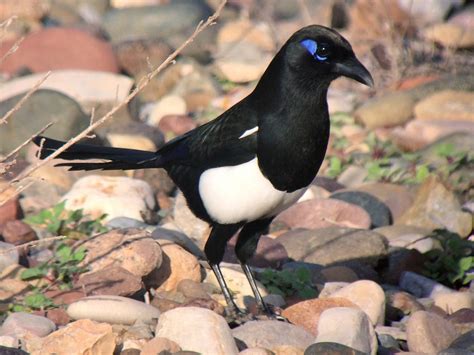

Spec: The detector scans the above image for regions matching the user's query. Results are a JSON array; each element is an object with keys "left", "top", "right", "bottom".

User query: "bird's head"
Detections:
[{"left": 284, "top": 25, "right": 374, "bottom": 88}]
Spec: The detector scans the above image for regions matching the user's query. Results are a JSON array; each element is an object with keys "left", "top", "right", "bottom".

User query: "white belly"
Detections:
[{"left": 198, "top": 158, "right": 307, "bottom": 224}]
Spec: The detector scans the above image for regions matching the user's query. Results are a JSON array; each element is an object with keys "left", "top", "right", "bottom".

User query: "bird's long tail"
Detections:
[{"left": 33, "top": 136, "right": 161, "bottom": 171}]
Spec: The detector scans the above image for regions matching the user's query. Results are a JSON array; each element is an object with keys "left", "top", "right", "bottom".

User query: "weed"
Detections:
[{"left": 257, "top": 268, "right": 317, "bottom": 299}]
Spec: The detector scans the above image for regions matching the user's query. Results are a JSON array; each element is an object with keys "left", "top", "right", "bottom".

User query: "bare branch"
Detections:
[{"left": 0, "top": 236, "right": 67, "bottom": 255}]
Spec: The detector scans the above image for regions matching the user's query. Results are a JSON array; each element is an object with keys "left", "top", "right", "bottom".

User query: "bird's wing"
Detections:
[{"left": 156, "top": 104, "right": 258, "bottom": 170}]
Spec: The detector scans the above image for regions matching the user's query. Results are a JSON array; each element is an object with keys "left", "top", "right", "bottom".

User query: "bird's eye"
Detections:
[{"left": 300, "top": 39, "right": 331, "bottom": 62}]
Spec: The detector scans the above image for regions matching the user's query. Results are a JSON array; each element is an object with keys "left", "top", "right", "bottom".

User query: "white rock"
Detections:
[
  {"left": 67, "top": 295, "right": 160, "bottom": 325},
  {"left": 0, "top": 335, "right": 18, "bottom": 348},
  {"left": 62, "top": 175, "right": 156, "bottom": 222},
  {"left": 433, "top": 292, "right": 474, "bottom": 314},
  {"left": 0, "top": 312, "right": 56, "bottom": 337},
  {"left": 315, "top": 307, "right": 377, "bottom": 355},
  {"left": 0, "top": 242, "right": 19, "bottom": 273},
  {"left": 155, "top": 307, "right": 238, "bottom": 355},
  {"left": 400, "top": 271, "right": 455, "bottom": 298},
  {"left": 147, "top": 95, "right": 187, "bottom": 126}
]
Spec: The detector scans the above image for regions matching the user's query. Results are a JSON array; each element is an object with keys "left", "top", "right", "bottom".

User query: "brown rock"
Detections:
[
  {"left": 434, "top": 292, "right": 474, "bottom": 315},
  {"left": 320, "top": 266, "right": 359, "bottom": 283},
  {"left": 45, "top": 289, "right": 86, "bottom": 306},
  {"left": 0, "top": 28, "right": 119, "bottom": 75},
  {"left": 45, "top": 308, "right": 70, "bottom": 327},
  {"left": 0, "top": 278, "right": 30, "bottom": 301},
  {"left": 406, "top": 311, "right": 459, "bottom": 353},
  {"left": 448, "top": 308, "right": 474, "bottom": 324},
  {"left": 75, "top": 266, "right": 143, "bottom": 297},
  {"left": 182, "top": 298, "right": 225, "bottom": 316},
  {"left": 414, "top": 90, "right": 474, "bottom": 122},
  {"left": 424, "top": 23, "right": 474, "bottom": 49},
  {"left": 1, "top": 220, "right": 37, "bottom": 246},
  {"left": 80, "top": 228, "right": 163, "bottom": 277},
  {"left": 0, "top": 184, "right": 20, "bottom": 226},
  {"left": 177, "top": 279, "right": 211, "bottom": 300},
  {"left": 158, "top": 114, "right": 198, "bottom": 137},
  {"left": 275, "top": 198, "right": 371, "bottom": 230},
  {"left": 147, "top": 243, "right": 201, "bottom": 291},
  {"left": 26, "top": 319, "right": 116, "bottom": 355},
  {"left": 141, "top": 337, "right": 181, "bottom": 355},
  {"left": 282, "top": 298, "right": 358, "bottom": 335},
  {"left": 0, "top": 0, "right": 47, "bottom": 21},
  {"left": 386, "top": 291, "right": 424, "bottom": 316}
]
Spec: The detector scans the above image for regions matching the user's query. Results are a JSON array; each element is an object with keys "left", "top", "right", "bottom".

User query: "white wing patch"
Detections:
[{"left": 238, "top": 126, "right": 259, "bottom": 139}]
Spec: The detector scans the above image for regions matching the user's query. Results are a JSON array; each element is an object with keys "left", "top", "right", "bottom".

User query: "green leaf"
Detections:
[
  {"left": 459, "top": 257, "right": 473, "bottom": 272},
  {"left": 72, "top": 247, "right": 86, "bottom": 262},
  {"left": 56, "top": 244, "right": 73, "bottom": 263},
  {"left": 297, "top": 287, "right": 317, "bottom": 299},
  {"left": 24, "top": 214, "right": 45, "bottom": 225},
  {"left": 415, "top": 164, "right": 430, "bottom": 183},
  {"left": 21, "top": 265, "right": 47, "bottom": 280},
  {"left": 24, "top": 293, "right": 54, "bottom": 309},
  {"left": 52, "top": 201, "right": 66, "bottom": 218},
  {"left": 435, "top": 143, "right": 455, "bottom": 157}
]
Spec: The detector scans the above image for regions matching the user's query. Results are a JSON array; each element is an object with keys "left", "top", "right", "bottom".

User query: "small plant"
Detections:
[
  {"left": 24, "top": 201, "right": 108, "bottom": 238},
  {"left": 257, "top": 267, "right": 317, "bottom": 299},
  {"left": 422, "top": 229, "right": 474, "bottom": 288}
]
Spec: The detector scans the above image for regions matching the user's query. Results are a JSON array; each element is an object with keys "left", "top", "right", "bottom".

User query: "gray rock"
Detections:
[
  {"left": 400, "top": 271, "right": 455, "bottom": 298},
  {"left": 232, "top": 320, "right": 313, "bottom": 349},
  {"left": 151, "top": 226, "right": 203, "bottom": 258},
  {"left": 330, "top": 190, "right": 392, "bottom": 228},
  {"left": 67, "top": 295, "right": 160, "bottom": 325},
  {"left": 0, "top": 346, "right": 27, "bottom": 355},
  {"left": 156, "top": 307, "right": 238, "bottom": 354},
  {"left": 0, "top": 312, "right": 56, "bottom": 337},
  {"left": 447, "top": 329, "right": 474, "bottom": 352},
  {"left": 0, "top": 242, "right": 19, "bottom": 273},
  {"left": 398, "top": 0, "right": 463, "bottom": 24},
  {"left": 304, "top": 342, "right": 367, "bottom": 355},
  {"left": 0, "top": 89, "right": 88, "bottom": 156},
  {"left": 277, "top": 227, "right": 388, "bottom": 266}
]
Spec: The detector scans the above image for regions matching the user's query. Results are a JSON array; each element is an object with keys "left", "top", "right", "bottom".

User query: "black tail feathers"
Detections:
[{"left": 33, "top": 136, "right": 161, "bottom": 171}]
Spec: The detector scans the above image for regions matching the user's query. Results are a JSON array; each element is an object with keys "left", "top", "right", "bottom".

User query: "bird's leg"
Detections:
[
  {"left": 235, "top": 218, "right": 282, "bottom": 318},
  {"left": 205, "top": 223, "right": 244, "bottom": 317}
]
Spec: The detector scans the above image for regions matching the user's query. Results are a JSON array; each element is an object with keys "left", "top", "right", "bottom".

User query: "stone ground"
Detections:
[{"left": 0, "top": 0, "right": 473, "bottom": 354}]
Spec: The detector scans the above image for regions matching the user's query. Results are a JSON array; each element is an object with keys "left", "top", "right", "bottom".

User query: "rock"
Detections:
[
  {"left": 0, "top": 312, "right": 55, "bottom": 337},
  {"left": 277, "top": 227, "right": 388, "bottom": 267},
  {"left": 375, "top": 325, "right": 406, "bottom": 341},
  {"left": 424, "top": 23, "right": 474, "bottom": 49},
  {"left": 386, "top": 291, "right": 424, "bottom": 317},
  {"left": 314, "top": 307, "right": 377, "bottom": 355},
  {"left": 205, "top": 266, "right": 268, "bottom": 310},
  {"left": 375, "top": 225, "right": 432, "bottom": 246},
  {"left": 414, "top": 90, "right": 474, "bottom": 122},
  {"left": 240, "top": 348, "right": 274, "bottom": 355},
  {"left": 0, "top": 335, "right": 19, "bottom": 349},
  {"left": 232, "top": 320, "right": 314, "bottom": 350},
  {"left": 172, "top": 191, "right": 210, "bottom": 248},
  {"left": 400, "top": 271, "right": 455, "bottom": 298},
  {"left": 325, "top": 280, "right": 385, "bottom": 326},
  {"left": 447, "top": 329, "right": 474, "bottom": 352},
  {"left": 1, "top": 220, "right": 37, "bottom": 246},
  {"left": 44, "top": 309, "right": 69, "bottom": 327},
  {"left": 25, "top": 319, "right": 116, "bottom": 355},
  {"left": 406, "top": 311, "right": 459, "bottom": 353},
  {"left": 141, "top": 337, "right": 181, "bottom": 355},
  {"left": 224, "top": 234, "right": 288, "bottom": 268},
  {"left": 158, "top": 115, "right": 198, "bottom": 137},
  {"left": 384, "top": 248, "right": 426, "bottom": 285},
  {"left": 177, "top": 279, "right": 210, "bottom": 300},
  {"left": 80, "top": 228, "right": 162, "bottom": 277},
  {"left": 146, "top": 95, "right": 187, "bottom": 126},
  {"left": 0, "top": 28, "right": 118, "bottom": 75},
  {"left": 304, "top": 342, "right": 367, "bottom": 355},
  {"left": 336, "top": 165, "right": 368, "bottom": 188},
  {"left": 67, "top": 295, "right": 160, "bottom": 325},
  {"left": 0, "top": 242, "right": 19, "bottom": 272},
  {"left": 327, "top": 89, "right": 356, "bottom": 114},
  {"left": 0, "top": 70, "right": 134, "bottom": 108},
  {"left": 0, "top": 90, "right": 89, "bottom": 156},
  {"left": 44, "top": 289, "right": 86, "bottom": 306},
  {"left": 151, "top": 226, "right": 203, "bottom": 258},
  {"left": 330, "top": 191, "right": 392, "bottom": 228},
  {"left": 75, "top": 266, "right": 143, "bottom": 297},
  {"left": 320, "top": 266, "right": 359, "bottom": 283},
  {"left": 352, "top": 183, "right": 413, "bottom": 221},
  {"left": 0, "top": 185, "right": 20, "bottom": 226},
  {"left": 147, "top": 242, "right": 201, "bottom": 292},
  {"left": 0, "top": 0, "right": 48, "bottom": 21},
  {"left": 449, "top": 308, "right": 474, "bottom": 324},
  {"left": 434, "top": 292, "right": 474, "bottom": 315},
  {"left": 156, "top": 307, "right": 238, "bottom": 354},
  {"left": 398, "top": 0, "right": 462, "bottom": 24},
  {"left": 62, "top": 175, "right": 156, "bottom": 223},
  {"left": 0, "top": 278, "right": 30, "bottom": 301},
  {"left": 397, "top": 176, "right": 472, "bottom": 237},
  {"left": 106, "top": 133, "right": 157, "bottom": 152},
  {"left": 103, "top": 120, "right": 165, "bottom": 153},
  {"left": 391, "top": 119, "right": 474, "bottom": 152},
  {"left": 281, "top": 298, "right": 358, "bottom": 335},
  {"left": 274, "top": 198, "right": 371, "bottom": 230}
]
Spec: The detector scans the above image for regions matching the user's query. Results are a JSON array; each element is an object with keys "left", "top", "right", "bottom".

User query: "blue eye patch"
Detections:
[{"left": 300, "top": 39, "right": 328, "bottom": 61}]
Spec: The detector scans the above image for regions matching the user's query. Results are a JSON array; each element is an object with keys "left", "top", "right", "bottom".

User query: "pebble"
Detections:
[
  {"left": 0, "top": 278, "right": 30, "bottom": 302},
  {"left": 320, "top": 266, "right": 359, "bottom": 283},
  {"left": 156, "top": 307, "right": 238, "bottom": 355},
  {"left": 434, "top": 292, "right": 474, "bottom": 315},
  {"left": 406, "top": 311, "right": 459, "bottom": 353},
  {"left": 0, "top": 27, "right": 118, "bottom": 75},
  {"left": 106, "top": 133, "right": 157, "bottom": 152},
  {"left": 151, "top": 226, "right": 203, "bottom": 258},
  {"left": 414, "top": 90, "right": 474, "bottom": 122},
  {"left": 447, "top": 330, "right": 474, "bottom": 353},
  {"left": 275, "top": 198, "right": 371, "bottom": 230},
  {"left": 0, "top": 90, "right": 89, "bottom": 156},
  {"left": 177, "top": 279, "right": 211, "bottom": 300},
  {"left": 397, "top": 176, "right": 472, "bottom": 237},
  {"left": 304, "top": 342, "right": 367, "bottom": 355},
  {"left": 25, "top": 319, "right": 116, "bottom": 355},
  {"left": 0, "top": 312, "right": 56, "bottom": 338},
  {"left": 158, "top": 115, "right": 198, "bottom": 137},
  {"left": 232, "top": 320, "right": 314, "bottom": 350},
  {"left": 1, "top": 220, "right": 37, "bottom": 246},
  {"left": 147, "top": 95, "right": 187, "bottom": 126},
  {"left": 400, "top": 271, "right": 455, "bottom": 298},
  {"left": 239, "top": 348, "right": 273, "bottom": 355},
  {"left": 386, "top": 290, "right": 424, "bottom": 317},
  {"left": 62, "top": 175, "right": 156, "bottom": 223},
  {"left": 449, "top": 308, "right": 474, "bottom": 324},
  {"left": 0, "top": 186, "right": 20, "bottom": 226},
  {"left": 80, "top": 228, "right": 162, "bottom": 277},
  {"left": 0, "top": 242, "right": 19, "bottom": 272},
  {"left": 141, "top": 337, "right": 182, "bottom": 355},
  {"left": 314, "top": 307, "right": 377, "bottom": 355},
  {"left": 383, "top": 248, "right": 426, "bottom": 284},
  {"left": 67, "top": 295, "right": 160, "bottom": 325},
  {"left": 424, "top": 23, "right": 474, "bottom": 48},
  {"left": 281, "top": 298, "right": 358, "bottom": 335},
  {"left": 75, "top": 266, "right": 143, "bottom": 297},
  {"left": 336, "top": 165, "right": 368, "bottom": 188},
  {"left": 277, "top": 227, "right": 388, "bottom": 267},
  {"left": 330, "top": 190, "right": 392, "bottom": 228},
  {"left": 0, "top": 335, "right": 19, "bottom": 349},
  {"left": 398, "top": 0, "right": 462, "bottom": 24},
  {"left": 325, "top": 280, "right": 385, "bottom": 326}
]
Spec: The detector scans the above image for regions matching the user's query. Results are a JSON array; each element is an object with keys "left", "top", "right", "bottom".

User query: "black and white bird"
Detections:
[{"left": 34, "top": 25, "right": 373, "bottom": 318}]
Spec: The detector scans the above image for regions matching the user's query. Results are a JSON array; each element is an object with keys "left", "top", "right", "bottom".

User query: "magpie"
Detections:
[{"left": 33, "top": 25, "right": 373, "bottom": 318}]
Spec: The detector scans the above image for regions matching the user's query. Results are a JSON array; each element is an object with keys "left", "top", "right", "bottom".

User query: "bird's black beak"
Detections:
[{"left": 334, "top": 57, "right": 374, "bottom": 87}]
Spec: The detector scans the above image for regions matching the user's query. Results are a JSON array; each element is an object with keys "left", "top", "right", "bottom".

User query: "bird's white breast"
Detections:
[{"left": 198, "top": 158, "right": 307, "bottom": 224}]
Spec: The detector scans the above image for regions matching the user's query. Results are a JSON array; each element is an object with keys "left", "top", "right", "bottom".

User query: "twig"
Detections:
[
  {"left": 0, "top": 235, "right": 67, "bottom": 255},
  {"left": 0, "top": 1, "right": 227, "bottom": 206},
  {"left": 0, "top": 71, "right": 51, "bottom": 125}
]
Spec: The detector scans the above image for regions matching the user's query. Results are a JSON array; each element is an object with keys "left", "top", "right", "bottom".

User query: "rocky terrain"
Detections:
[{"left": 0, "top": 0, "right": 473, "bottom": 354}]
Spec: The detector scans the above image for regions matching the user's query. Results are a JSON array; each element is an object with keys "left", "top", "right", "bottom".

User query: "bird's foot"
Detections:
[{"left": 224, "top": 305, "right": 255, "bottom": 327}]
